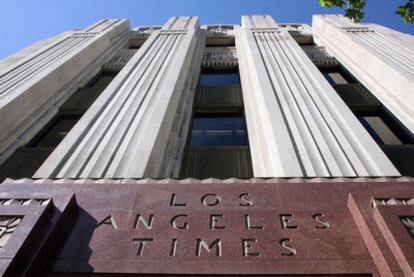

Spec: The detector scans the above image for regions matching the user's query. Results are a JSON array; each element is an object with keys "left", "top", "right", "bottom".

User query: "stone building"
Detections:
[{"left": 0, "top": 14, "right": 413, "bottom": 276}]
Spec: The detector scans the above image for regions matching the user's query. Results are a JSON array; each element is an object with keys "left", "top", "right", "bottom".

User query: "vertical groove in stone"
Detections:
[
  {"left": 34, "top": 16, "right": 200, "bottom": 179},
  {"left": 238, "top": 15, "right": 400, "bottom": 177},
  {"left": 312, "top": 15, "right": 414, "bottom": 134}
]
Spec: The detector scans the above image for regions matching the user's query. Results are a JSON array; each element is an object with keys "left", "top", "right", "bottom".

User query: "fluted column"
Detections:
[
  {"left": 0, "top": 19, "right": 129, "bottom": 164},
  {"left": 313, "top": 14, "right": 414, "bottom": 133},
  {"left": 237, "top": 15, "right": 399, "bottom": 177},
  {"left": 35, "top": 17, "right": 200, "bottom": 178}
]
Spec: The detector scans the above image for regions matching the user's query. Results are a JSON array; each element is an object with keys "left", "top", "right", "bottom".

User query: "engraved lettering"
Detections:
[
  {"left": 239, "top": 193, "right": 252, "bottom": 206},
  {"left": 170, "top": 193, "right": 186, "bottom": 206},
  {"left": 96, "top": 214, "right": 118, "bottom": 230},
  {"left": 242, "top": 239, "right": 261, "bottom": 256},
  {"left": 209, "top": 214, "right": 225, "bottom": 230},
  {"left": 132, "top": 238, "right": 154, "bottom": 255},
  {"left": 134, "top": 214, "right": 154, "bottom": 230},
  {"left": 170, "top": 214, "right": 189, "bottom": 229},
  {"left": 170, "top": 238, "right": 177, "bottom": 256},
  {"left": 196, "top": 239, "right": 222, "bottom": 256},
  {"left": 279, "top": 214, "right": 298, "bottom": 229},
  {"left": 313, "top": 213, "right": 330, "bottom": 229},
  {"left": 201, "top": 194, "right": 221, "bottom": 206},
  {"left": 279, "top": 238, "right": 297, "bottom": 256},
  {"left": 245, "top": 214, "right": 264, "bottom": 229}
]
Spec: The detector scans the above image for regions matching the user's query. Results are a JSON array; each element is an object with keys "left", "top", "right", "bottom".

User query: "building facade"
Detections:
[{"left": 0, "top": 14, "right": 413, "bottom": 276}]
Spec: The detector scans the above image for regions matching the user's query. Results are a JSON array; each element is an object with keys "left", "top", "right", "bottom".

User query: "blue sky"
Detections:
[{"left": 0, "top": 0, "right": 412, "bottom": 59}]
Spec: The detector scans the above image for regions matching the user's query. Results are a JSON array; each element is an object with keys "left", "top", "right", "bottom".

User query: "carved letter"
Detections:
[
  {"left": 245, "top": 214, "right": 264, "bottom": 229},
  {"left": 279, "top": 214, "right": 298, "bottom": 229},
  {"left": 170, "top": 214, "right": 189, "bottom": 230},
  {"left": 239, "top": 193, "right": 252, "bottom": 206},
  {"left": 170, "top": 238, "right": 177, "bottom": 256},
  {"left": 279, "top": 238, "right": 297, "bottom": 256},
  {"left": 96, "top": 214, "right": 118, "bottom": 230},
  {"left": 201, "top": 194, "right": 221, "bottom": 206},
  {"left": 196, "top": 239, "right": 222, "bottom": 256},
  {"left": 132, "top": 238, "right": 154, "bottom": 255},
  {"left": 313, "top": 213, "right": 330, "bottom": 229},
  {"left": 242, "top": 239, "right": 261, "bottom": 256},
  {"left": 134, "top": 214, "right": 154, "bottom": 230},
  {"left": 209, "top": 214, "right": 225, "bottom": 230},
  {"left": 170, "top": 193, "right": 186, "bottom": 206}
]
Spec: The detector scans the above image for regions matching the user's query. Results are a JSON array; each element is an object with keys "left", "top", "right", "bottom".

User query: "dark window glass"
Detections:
[
  {"left": 321, "top": 68, "right": 356, "bottom": 86},
  {"left": 87, "top": 71, "right": 117, "bottom": 88},
  {"left": 358, "top": 116, "right": 403, "bottom": 145},
  {"left": 0, "top": 148, "right": 53, "bottom": 182},
  {"left": 180, "top": 147, "right": 253, "bottom": 179},
  {"left": 205, "top": 37, "right": 235, "bottom": 47},
  {"left": 323, "top": 71, "right": 349, "bottom": 85},
  {"left": 190, "top": 114, "right": 247, "bottom": 147},
  {"left": 199, "top": 72, "right": 240, "bottom": 86},
  {"left": 381, "top": 145, "right": 414, "bottom": 176},
  {"left": 32, "top": 116, "right": 80, "bottom": 147}
]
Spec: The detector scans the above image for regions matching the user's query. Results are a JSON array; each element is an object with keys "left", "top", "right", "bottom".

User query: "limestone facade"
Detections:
[{"left": 0, "top": 15, "right": 412, "bottom": 180}]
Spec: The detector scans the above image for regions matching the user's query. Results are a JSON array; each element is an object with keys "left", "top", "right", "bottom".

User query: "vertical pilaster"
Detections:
[
  {"left": 312, "top": 14, "right": 414, "bottom": 133},
  {"left": 237, "top": 15, "right": 399, "bottom": 177},
  {"left": 0, "top": 19, "right": 130, "bottom": 164},
  {"left": 35, "top": 17, "right": 200, "bottom": 178}
]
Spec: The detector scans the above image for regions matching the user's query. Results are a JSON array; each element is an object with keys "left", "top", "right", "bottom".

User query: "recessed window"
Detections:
[
  {"left": 87, "top": 71, "right": 117, "bottom": 88},
  {"left": 323, "top": 72, "right": 349, "bottom": 85},
  {"left": 0, "top": 148, "right": 54, "bottom": 181},
  {"left": 358, "top": 116, "right": 403, "bottom": 145},
  {"left": 321, "top": 67, "right": 356, "bottom": 86},
  {"left": 205, "top": 37, "right": 235, "bottom": 47},
  {"left": 190, "top": 114, "right": 247, "bottom": 147},
  {"left": 200, "top": 72, "right": 240, "bottom": 86},
  {"left": 381, "top": 145, "right": 414, "bottom": 176},
  {"left": 195, "top": 85, "right": 243, "bottom": 107},
  {"left": 32, "top": 116, "right": 80, "bottom": 147}
]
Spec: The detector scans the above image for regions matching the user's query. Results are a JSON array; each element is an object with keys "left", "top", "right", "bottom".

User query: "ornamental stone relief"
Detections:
[
  {"left": 401, "top": 216, "right": 414, "bottom": 239},
  {"left": 371, "top": 197, "right": 414, "bottom": 207},
  {"left": 103, "top": 49, "right": 138, "bottom": 71},
  {"left": 0, "top": 216, "right": 22, "bottom": 248},
  {"left": 301, "top": 46, "right": 339, "bottom": 67},
  {"left": 279, "top": 24, "right": 312, "bottom": 37},
  {"left": 202, "top": 48, "right": 237, "bottom": 67},
  {"left": 206, "top": 25, "right": 234, "bottom": 36}
]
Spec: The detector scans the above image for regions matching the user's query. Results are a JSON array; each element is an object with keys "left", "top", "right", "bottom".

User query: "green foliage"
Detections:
[
  {"left": 396, "top": 0, "right": 414, "bottom": 24},
  {"left": 318, "top": 0, "right": 365, "bottom": 22},
  {"left": 318, "top": 0, "right": 414, "bottom": 24}
]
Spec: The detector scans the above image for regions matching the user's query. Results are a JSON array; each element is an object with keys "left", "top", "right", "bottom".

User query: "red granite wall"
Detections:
[{"left": 0, "top": 179, "right": 412, "bottom": 276}]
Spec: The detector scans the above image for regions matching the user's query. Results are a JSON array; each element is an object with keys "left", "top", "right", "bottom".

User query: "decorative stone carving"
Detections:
[
  {"left": 279, "top": 24, "right": 311, "bottom": 36},
  {"left": 0, "top": 198, "right": 51, "bottom": 206},
  {"left": 301, "top": 46, "right": 339, "bottom": 67},
  {"left": 371, "top": 197, "right": 414, "bottom": 207},
  {"left": 401, "top": 216, "right": 414, "bottom": 239},
  {"left": 0, "top": 216, "right": 22, "bottom": 248},
  {"left": 206, "top": 25, "right": 234, "bottom": 36},
  {"left": 341, "top": 27, "right": 374, "bottom": 33},
  {"left": 133, "top": 26, "right": 162, "bottom": 35},
  {"left": 102, "top": 49, "right": 138, "bottom": 71},
  {"left": 202, "top": 48, "right": 237, "bottom": 68}
]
